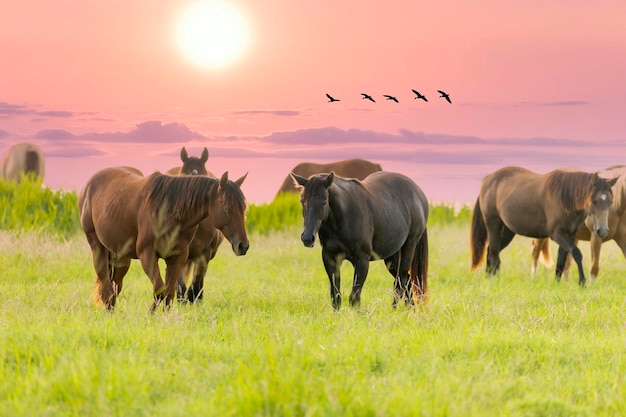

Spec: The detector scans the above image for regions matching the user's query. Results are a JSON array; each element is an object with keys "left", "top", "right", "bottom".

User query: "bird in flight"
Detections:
[
  {"left": 438, "top": 90, "right": 452, "bottom": 103},
  {"left": 326, "top": 93, "right": 340, "bottom": 102},
  {"left": 361, "top": 93, "right": 376, "bottom": 102},
  {"left": 383, "top": 95, "right": 399, "bottom": 103},
  {"left": 411, "top": 89, "right": 428, "bottom": 102}
]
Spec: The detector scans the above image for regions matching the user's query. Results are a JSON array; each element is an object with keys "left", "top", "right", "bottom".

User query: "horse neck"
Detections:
[{"left": 327, "top": 179, "right": 366, "bottom": 226}]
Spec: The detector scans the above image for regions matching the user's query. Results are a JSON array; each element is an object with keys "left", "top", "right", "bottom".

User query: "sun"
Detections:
[{"left": 175, "top": 1, "right": 250, "bottom": 69}]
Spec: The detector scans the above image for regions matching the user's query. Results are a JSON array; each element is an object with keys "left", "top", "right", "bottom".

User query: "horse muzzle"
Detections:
[
  {"left": 595, "top": 226, "right": 610, "bottom": 239},
  {"left": 232, "top": 240, "right": 249, "bottom": 256},
  {"left": 301, "top": 232, "right": 315, "bottom": 248}
]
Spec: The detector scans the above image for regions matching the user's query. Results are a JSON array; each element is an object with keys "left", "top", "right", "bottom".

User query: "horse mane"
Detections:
[
  {"left": 145, "top": 173, "right": 218, "bottom": 219},
  {"left": 608, "top": 170, "right": 626, "bottom": 210},
  {"left": 545, "top": 170, "right": 594, "bottom": 211}
]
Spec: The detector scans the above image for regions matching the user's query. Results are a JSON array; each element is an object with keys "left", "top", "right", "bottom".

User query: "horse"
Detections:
[
  {"left": 79, "top": 166, "right": 249, "bottom": 311},
  {"left": 167, "top": 147, "right": 210, "bottom": 176},
  {"left": 166, "top": 147, "right": 224, "bottom": 303},
  {"left": 0, "top": 142, "right": 45, "bottom": 183},
  {"left": 530, "top": 165, "right": 626, "bottom": 280},
  {"left": 276, "top": 158, "right": 382, "bottom": 197},
  {"left": 470, "top": 166, "right": 617, "bottom": 286},
  {"left": 291, "top": 171, "right": 429, "bottom": 310}
]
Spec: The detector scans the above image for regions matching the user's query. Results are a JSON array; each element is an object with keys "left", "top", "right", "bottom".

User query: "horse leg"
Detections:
[
  {"left": 589, "top": 234, "right": 602, "bottom": 282},
  {"left": 176, "top": 259, "right": 194, "bottom": 303},
  {"left": 188, "top": 260, "right": 208, "bottom": 303},
  {"left": 397, "top": 237, "right": 419, "bottom": 306},
  {"left": 485, "top": 220, "right": 514, "bottom": 275},
  {"left": 348, "top": 254, "right": 370, "bottom": 308},
  {"left": 85, "top": 233, "right": 116, "bottom": 310},
  {"left": 139, "top": 248, "right": 166, "bottom": 311},
  {"left": 109, "top": 260, "right": 130, "bottom": 309},
  {"left": 552, "top": 232, "right": 585, "bottom": 286},
  {"left": 163, "top": 252, "right": 190, "bottom": 308},
  {"left": 385, "top": 254, "right": 402, "bottom": 307},
  {"left": 322, "top": 250, "right": 342, "bottom": 310}
]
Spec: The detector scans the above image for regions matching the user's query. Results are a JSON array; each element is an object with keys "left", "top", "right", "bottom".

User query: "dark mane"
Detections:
[
  {"left": 146, "top": 173, "right": 217, "bottom": 219},
  {"left": 545, "top": 171, "right": 593, "bottom": 211},
  {"left": 220, "top": 180, "right": 248, "bottom": 214}
]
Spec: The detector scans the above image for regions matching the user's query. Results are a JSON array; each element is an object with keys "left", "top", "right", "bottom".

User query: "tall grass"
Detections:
[{"left": 0, "top": 176, "right": 79, "bottom": 236}]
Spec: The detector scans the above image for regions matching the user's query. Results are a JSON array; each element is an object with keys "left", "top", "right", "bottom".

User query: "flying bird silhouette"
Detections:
[
  {"left": 411, "top": 89, "right": 428, "bottom": 102},
  {"left": 383, "top": 95, "right": 399, "bottom": 103},
  {"left": 361, "top": 93, "right": 376, "bottom": 103},
  {"left": 326, "top": 93, "right": 340, "bottom": 102},
  {"left": 438, "top": 90, "right": 452, "bottom": 103}
]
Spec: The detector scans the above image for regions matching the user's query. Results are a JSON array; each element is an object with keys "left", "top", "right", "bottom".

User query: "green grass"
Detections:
[{"left": 2, "top": 225, "right": 626, "bottom": 416}]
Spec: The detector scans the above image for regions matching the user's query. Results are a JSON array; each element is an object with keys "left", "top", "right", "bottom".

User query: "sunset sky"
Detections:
[{"left": 2, "top": 0, "right": 626, "bottom": 203}]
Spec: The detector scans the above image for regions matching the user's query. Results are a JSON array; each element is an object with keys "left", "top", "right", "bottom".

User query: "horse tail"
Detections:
[
  {"left": 410, "top": 227, "right": 429, "bottom": 304},
  {"left": 91, "top": 278, "right": 105, "bottom": 307},
  {"left": 540, "top": 239, "right": 552, "bottom": 267},
  {"left": 470, "top": 198, "right": 488, "bottom": 270}
]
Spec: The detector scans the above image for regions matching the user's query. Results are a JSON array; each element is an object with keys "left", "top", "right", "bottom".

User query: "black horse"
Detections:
[{"left": 291, "top": 171, "right": 429, "bottom": 309}]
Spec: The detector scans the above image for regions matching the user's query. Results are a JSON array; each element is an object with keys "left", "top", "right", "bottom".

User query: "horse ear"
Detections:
[
  {"left": 290, "top": 172, "right": 308, "bottom": 188},
  {"left": 608, "top": 177, "right": 619, "bottom": 187},
  {"left": 326, "top": 171, "right": 335, "bottom": 187},
  {"left": 201, "top": 147, "right": 209, "bottom": 163},
  {"left": 180, "top": 147, "right": 189, "bottom": 162},
  {"left": 219, "top": 171, "right": 229, "bottom": 191},
  {"left": 235, "top": 172, "right": 248, "bottom": 187}
]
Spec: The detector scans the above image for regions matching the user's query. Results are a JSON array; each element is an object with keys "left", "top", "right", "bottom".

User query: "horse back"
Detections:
[{"left": 333, "top": 172, "right": 427, "bottom": 259}]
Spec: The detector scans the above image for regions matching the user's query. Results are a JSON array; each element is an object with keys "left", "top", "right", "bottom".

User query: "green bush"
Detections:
[{"left": 0, "top": 176, "right": 80, "bottom": 236}]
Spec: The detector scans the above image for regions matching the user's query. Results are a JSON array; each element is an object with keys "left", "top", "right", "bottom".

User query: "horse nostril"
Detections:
[
  {"left": 301, "top": 233, "right": 315, "bottom": 247},
  {"left": 239, "top": 241, "right": 249, "bottom": 255}
]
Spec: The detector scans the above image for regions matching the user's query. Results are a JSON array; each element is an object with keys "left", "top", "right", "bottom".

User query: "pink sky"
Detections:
[{"left": 2, "top": 1, "right": 626, "bottom": 204}]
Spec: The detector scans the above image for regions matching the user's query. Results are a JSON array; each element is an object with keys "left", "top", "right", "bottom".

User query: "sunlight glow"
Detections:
[{"left": 176, "top": 1, "right": 250, "bottom": 69}]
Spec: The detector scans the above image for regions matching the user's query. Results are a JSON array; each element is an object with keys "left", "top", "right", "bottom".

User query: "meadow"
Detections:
[{"left": 1, "top": 182, "right": 626, "bottom": 416}]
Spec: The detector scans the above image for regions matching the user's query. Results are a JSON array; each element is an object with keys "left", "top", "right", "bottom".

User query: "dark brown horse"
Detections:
[
  {"left": 1, "top": 142, "right": 45, "bottom": 182},
  {"left": 167, "top": 147, "right": 211, "bottom": 177},
  {"left": 79, "top": 166, "right": 249, "bottom": 310},
  {"left": 291, "top": 171, "right": 429, "bottom": 309},
  {"left": 531, "top": 165, "right": 626, "bottom": 280},
  {"left": 167, "top": 147, "right": 224, "bottom": 302},
  {"left": 276, "top": 158, "right": 382, "bottom": 197},
  {"left": 471, "top": 166, "right": 616, "bottom": 286}
]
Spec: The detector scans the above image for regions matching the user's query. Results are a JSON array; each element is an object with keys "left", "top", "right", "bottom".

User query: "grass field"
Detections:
[{"left": 2, "top": 224, "right": 626, "bottom": 416}]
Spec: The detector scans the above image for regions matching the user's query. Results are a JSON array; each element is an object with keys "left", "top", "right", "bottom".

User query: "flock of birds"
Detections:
[{"left": 325, "top": 89, "right": 452, "bottom": 104}]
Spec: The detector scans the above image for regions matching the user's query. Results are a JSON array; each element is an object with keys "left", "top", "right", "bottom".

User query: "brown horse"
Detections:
[
  {"left": 276, "top": 158, "right": 382, "bottom": 197},
  {"left": 292, "top": 171, "right": 429, "bottom": 309},
  {"left": 1, "top": 142, "right": 45, "bottom": 182},
  {"left": 167, "top": 147, "right": 211, "bottom": 176},
  {"left": 79, "top": 166, "right": 249, "bottom": 310},
  {"left": 167, "top": 147, "right": 224, "bottom": 302},
  {"left": 531, "top": 165, "right": 626, "bottom": 280},
  {"left": 471, "top": 166, "right": 616, "bottom": 286}
]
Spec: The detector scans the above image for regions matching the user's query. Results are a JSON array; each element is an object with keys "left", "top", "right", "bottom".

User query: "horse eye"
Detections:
[{"left": 321, "top": 201, "right": 327, "bottom": 207}]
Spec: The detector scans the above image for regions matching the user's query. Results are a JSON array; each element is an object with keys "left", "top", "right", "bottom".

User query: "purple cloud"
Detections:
[
  {"left": 34, "top": 129, "right": 76, "bottom": 140},
  {"left": 232, "top": 110, "right": 300, "bottom": 117},
  {"left": 83, "top": 120, "right": 208, "bottom": 143}
]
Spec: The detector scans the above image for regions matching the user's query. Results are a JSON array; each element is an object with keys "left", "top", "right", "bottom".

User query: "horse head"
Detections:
[
  {"left": 180, "top": 147, "right": 209, "bottom": 176},
  {"left": 587, "top": 174, "right": 618, "bottom": 238},
  {"left": 291, "top": 171, "right": 334, "bottom": 247},
  {"left": 211, "top": 171, "right": 249, "bottom": 256}
]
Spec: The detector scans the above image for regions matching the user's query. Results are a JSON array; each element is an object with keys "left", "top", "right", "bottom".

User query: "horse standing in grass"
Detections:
[
  {"left": 531, "top": 165, "right": 626, "bottom": 280},
  {"left": 471, "top": 166, "right": 616, "bottom": 286},
  {"left": 1, "top": 142, "right": 45, "bottom": 183},
  {"left": 292, "top": 171, "right": 429, "bottom": 309},
  {"left": 79, "top": 166, "right": 249, "bottom": 310},
  {"left": 167, "top": 147, "right": 224, "bottom": 302},
  {"left": 276, "top": 158, "right": 382, "bottom": 197}
]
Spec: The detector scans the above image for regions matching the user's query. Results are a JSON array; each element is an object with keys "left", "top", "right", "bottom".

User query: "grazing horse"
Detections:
[
  {"left": 276, "top": 158, "right": 382, "bottom": 197},
  {"left": 167, "top": 147, "right": 224, "bottom": 302},
  {"left": 79, "top": 166, "right": 249, "bottom": 311},
  {"left": 531, "top": 165, "right": 626, "bottom": 280},
  {"left": 291, "top": 171, "right": 429, "bottom": 309},
  {"left": 0, "top": 142, "right": 45, "bottom": 182},
  {"left": 471, "top": 166, "right": 616, "bottom": 286}
]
